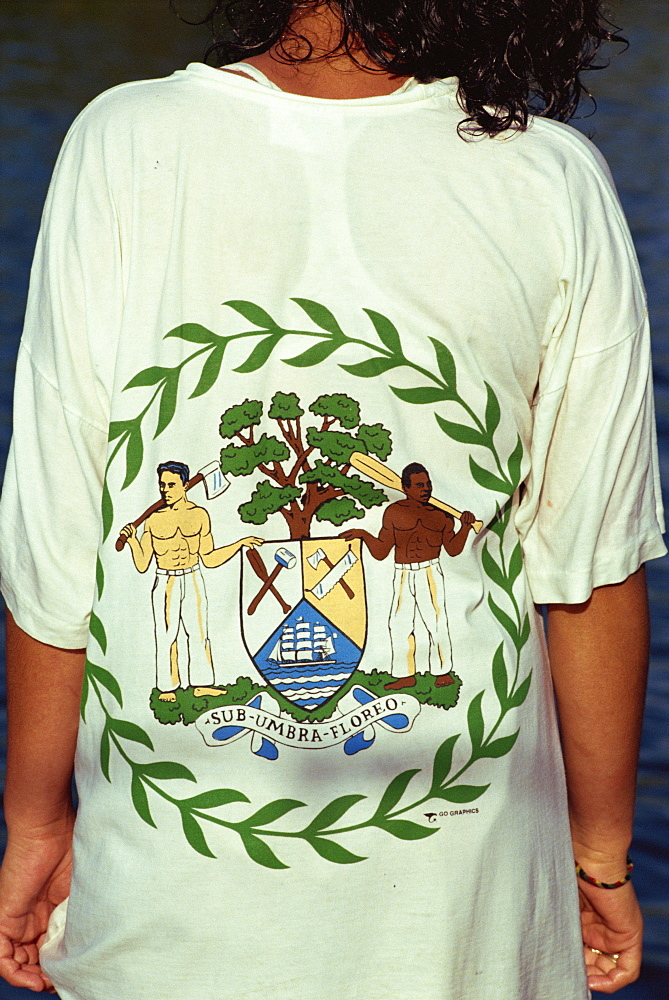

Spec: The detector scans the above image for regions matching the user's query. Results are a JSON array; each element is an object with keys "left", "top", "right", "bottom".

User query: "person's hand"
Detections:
[
  {"left": 578, "top": 877, "right": 643, "bottom": 993},
  {"left": 240, "top": 536, "right": 264, "bottom": 549},
  {"left": 0, "top": 818, "right": 74, "bottom": 993},
  {"left": 339, "top": 529, "right": 362, "bottom": 539},
  {"left": 460, "top": 510, "right": 476, "bottom": 529}
]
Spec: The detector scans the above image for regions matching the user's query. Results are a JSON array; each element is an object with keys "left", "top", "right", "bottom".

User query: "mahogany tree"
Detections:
[{"left": 219, "top": 391, "right": 392, "bottom": 539}]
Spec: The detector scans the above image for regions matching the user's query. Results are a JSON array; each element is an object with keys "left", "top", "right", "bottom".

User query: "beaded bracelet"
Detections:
[{"left": 575, "top": 856, "right": 634, "bottom": 889}]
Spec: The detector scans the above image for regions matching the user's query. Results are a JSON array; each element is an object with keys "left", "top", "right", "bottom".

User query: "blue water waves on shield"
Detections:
[{"left": 254, "top": 599, "right": 362, "bottom": 711}]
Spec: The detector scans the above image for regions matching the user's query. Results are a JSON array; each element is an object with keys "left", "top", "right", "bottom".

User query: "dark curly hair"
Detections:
[{"left": 171, "top": 0, "right": 625, "bottom": 136}]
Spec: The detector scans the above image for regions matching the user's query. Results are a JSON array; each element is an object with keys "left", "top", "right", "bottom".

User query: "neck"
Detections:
[{"left": 243, "top": 3, "right": 410, "bottom": 99}]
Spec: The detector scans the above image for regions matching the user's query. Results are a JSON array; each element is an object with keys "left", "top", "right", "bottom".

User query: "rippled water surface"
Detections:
[{"left": 0, "top": 1, "right": 667, "bottom": 997}]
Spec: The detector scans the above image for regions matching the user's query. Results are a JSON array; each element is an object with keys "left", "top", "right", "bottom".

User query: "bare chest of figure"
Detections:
[
  {"left": 150, "top": 508, "right": 204, "bottom": 569},
  {"left": 392, "top": 506, "right": 449, "bottom": 564}
]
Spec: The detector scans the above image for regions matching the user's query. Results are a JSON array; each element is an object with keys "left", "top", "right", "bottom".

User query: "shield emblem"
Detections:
[{"left": 240, "top": 538, "right": 367, "bottom": 712}]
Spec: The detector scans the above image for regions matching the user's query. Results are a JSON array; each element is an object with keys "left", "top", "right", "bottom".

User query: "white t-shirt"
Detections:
[{"left": 0, "top": 62, "right": 665, "bottom": 1000}]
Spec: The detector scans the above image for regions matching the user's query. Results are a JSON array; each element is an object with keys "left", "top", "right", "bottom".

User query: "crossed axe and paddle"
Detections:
[{"left": 115, "top": 451, "right": 481, "bottom": 615}]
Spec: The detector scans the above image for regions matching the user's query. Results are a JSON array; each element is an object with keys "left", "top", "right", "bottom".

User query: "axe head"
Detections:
[
  {"left": 199, "top": 461, "right": 230, "bottom": 500},
  {"left": 307, "top": 547, "right": 327, "bottom": 570}
]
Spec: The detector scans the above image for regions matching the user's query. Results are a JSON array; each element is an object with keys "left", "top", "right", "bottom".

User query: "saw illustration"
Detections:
[
  {"left": 349, "top": 452, "right": 483, "bottom": 533},
  {"left": 307, "top": 548, "right": 358, "bottom": 600}
]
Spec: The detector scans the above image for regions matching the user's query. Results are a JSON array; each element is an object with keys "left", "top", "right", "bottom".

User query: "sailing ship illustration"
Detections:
[{"left": 268, "top": 617, "right": 337, "bottom": 667}]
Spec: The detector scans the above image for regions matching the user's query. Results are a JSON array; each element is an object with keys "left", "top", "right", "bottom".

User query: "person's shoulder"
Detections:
[
  {"left": 426, "top": 503, "right": 453, "bottom": 520},
  {"left": 186, "top": 501, "right": 210, "bottom": 517},
  {"left": 478, "top": 114, "right": 622, "bottom": 223},
  {"left": 524, "top": 115, "right": 616, "bottom": 186},
  {"left": 63, "top": 67, "right": 203, "bottom": 146},
  {"left": 384, "top": 499, "right": 407, "bottom": 516}
]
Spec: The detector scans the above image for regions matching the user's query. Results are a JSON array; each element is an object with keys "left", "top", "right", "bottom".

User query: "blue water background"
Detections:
[{"left": 0, "top": 1, "right": 667, "bottom": 997}]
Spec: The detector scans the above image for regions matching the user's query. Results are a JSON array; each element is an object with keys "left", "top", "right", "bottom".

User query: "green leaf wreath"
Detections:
[{"left": 84, "top": 299, "right": 532, "bottom": 867}]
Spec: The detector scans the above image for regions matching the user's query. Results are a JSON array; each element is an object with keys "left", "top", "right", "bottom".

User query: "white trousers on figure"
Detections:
[
  {"left": 388, "top": 559, "right": 453, "bottom": 678},
  {"left": 151, "top": 565, "right": 214, "bottom": 691}
]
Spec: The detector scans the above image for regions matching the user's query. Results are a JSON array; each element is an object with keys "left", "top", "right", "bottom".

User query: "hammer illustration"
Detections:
[
  {"left": 246, "top": 548, "right": 291, "bottom": 614},
  {"left": 115, "top": 461, "right": 229, "bottom": 551},
  {"left": 248, "top": 547, "right": 296, "bottom": 616},
  {"left": 307, "top": 548, "right": 355, "bottom": 600}
]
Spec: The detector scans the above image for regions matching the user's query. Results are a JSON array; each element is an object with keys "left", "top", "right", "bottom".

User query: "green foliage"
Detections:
[
  {"left": 80, "top": 672, "right": 89, "bottom": 722},
  {"left": 150, "top": 670, "right": 462, "bottom": 728},
  {"left": 391, "top": 386, "right": 451, "bottom": 405},
  {"left": 310, "top": 393, "right": 360, "bottom": 429},
  {"left": 223, "top": 300, "right": 278, "bottom": 329},
  {"left": 372, "top": 818, "right": 435, "bottom": 840},
  {"left": 284, "top": 340, "right": 344, "bottom": 368},
  {"left": 155, "top": 376, "right": 179, "bottom": 439},
  {"left": 96, "top": 555, "right": 105, "bottom": 601},
  {"left": 339, "top": 357, "right": 403, "bottom": 378},
  {"left": 164, "top": 322, "right": 220, "bottom": 344},
  {"left": 123, "top": 429, "right": 144, "bottom": 490},
  {"left": 356, "top": 423, "right": 392, "bottom": 460},
  {"left": 219, "top": 399, "right": 263, "bottom": 438},
  {"left": 507, "top": 434, "right": 523, "bottom": 489},
  {"left": 467, "top": 691, "right": 485, "bottom": 752},
  {"left": 148, "top": 688, "right": 184, "bottom": 725},
  {"left": 238, "top": 831, "right": 288, "bottom": 869},
  {"left": 87, "top": 661, "right": 122, "bottom": 708},
  {"left": 220, "top": 435, "right": 290, "bottom": 476},
  {"left": 123, "top": 366, "right": 172, "bottom": 390},
  {"left": 238, "top": 480, "right": 302, "bottom": 525},
  {"left": 131, "top": 773, "right": 156, "bottom": 828},
  {"left": 435, "top": 415, "right": 486, "bottom": 447},
  {"left": 303, "top": 795, "right": 367, "bottom": 835},
  {"left": 150, "top": 680, "right": 264, "bottom": 726},
  {"left": 190, "top": 345, "right": 226, "bottom": 398},
  {"left": 234, "top": 333, "right": 284, "bottom": 374},
  {"left": 100, "top": 728, "right": 111, "bottom": 781},
  {"left": 309, "top": 838, "right": 366, "bottom": 864},
  {"left": 241, "top": 798, "right": 306, "bottom": 829},
  {"left": 101, "top": 480, "right": 114, "bottom": 543},
  {"left": 108, "top": 716, "right": 154, "bottom": 751},
  {"left": 184, "top": 789, "right": 251, "bottom": 810},
  {"left": 488, "top": 498, "right": 512, "bottom": 538},
  {"left": 434, "top": 784, "right": 489, "bottom": 804},
  {"left": 268, "top": 391, "right": 304, "bottom": 421},
  {"left": 292, "top": 297, "right": 345, "bottom": 336},
  {"left": 431, "top": 734, "right": 459, "bottom": 790},
  {"left": 292, "top": 298, "right": 344, "bottom": 338},
  {"left": 484, "top": 381, "right": 501, "bottom": 437},
  {"left": 306, "top": 428, "right": 360, "bottom": 465},
  {"left": 469, "top": 456, "right": 512, "bottom": 495},
  {"left": 181, "top": 811, "right": 216, "bottom": 858},
  {"left": 141, "top": 761, "right": 196, "bottom": 782},
  {"left": 351, "top": 669, "right": 462, "bottom": 714},
  {"left": 95, "top": 297, "right": 535, "bottom": 868},
  {"left": 314, "top": 497, "right": 365, "bottom": 526},
  {"left": 89, "top": 613, "right": 107, "bottom": 655},
  {"left": 373, "top": 769, "right": 420, "bottom": 818},
  {"left": 364, "top": 308, "right": 404, "bottom": 355},
  {"left": 428, "top": 337, "right": 457, "bottom": 390},
  {"left": 300, "top": 461, "right": 386, "bottom": 509}
]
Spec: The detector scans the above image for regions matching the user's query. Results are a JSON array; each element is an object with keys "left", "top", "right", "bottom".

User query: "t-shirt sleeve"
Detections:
[
  {"left": 515, "top": 127, "right": 666, "bottom": 605},
  {"left": 0, "top": 103, "right": 121, "bottom": 646}
]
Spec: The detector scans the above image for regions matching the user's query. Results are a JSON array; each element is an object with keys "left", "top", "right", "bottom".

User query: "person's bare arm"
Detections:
[
  {"left": 201, "top": 536, "right": 264, "bottom": 568},
  {"left": 441, "top": 510, "right": 475, "bottom": 556},
  {"left": 0, "top": 610, "right": 84, "bottom": 992},
  {"left": 546, "top": 567, "right": 649, "bottom": 994},
  {"left": 120, "top": 522, "right": 154, "bottom": 573},
  {"left": 340, "top": 508, "right": 395, "bottom": 560}
]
